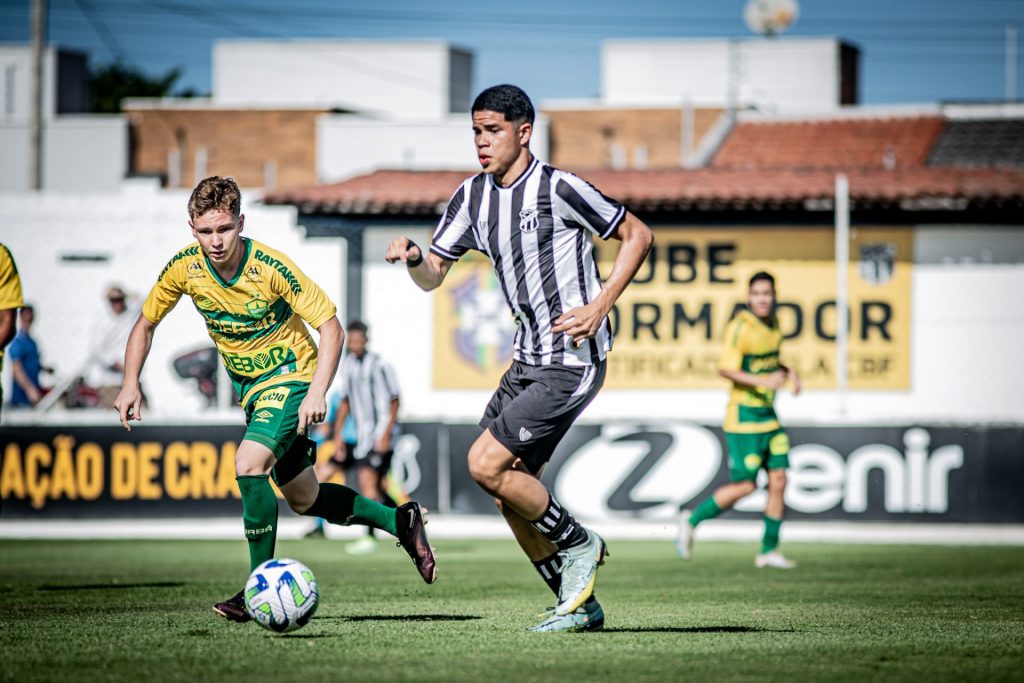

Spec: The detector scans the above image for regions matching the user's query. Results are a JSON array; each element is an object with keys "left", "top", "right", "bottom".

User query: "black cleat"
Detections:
[
  {"left": 395, "top": 502, "right": 437, "bottom": 584},
  {"left": 212, "top": 590, "right": 251, "bottom": 623}
]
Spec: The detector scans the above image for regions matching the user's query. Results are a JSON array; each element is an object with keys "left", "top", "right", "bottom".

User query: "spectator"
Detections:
[
  {"left": 89, "top": 285, "right": 140, "bottom": 408},
  {"left": 8, "top": 305, "right": 48, "bottom": 408}
]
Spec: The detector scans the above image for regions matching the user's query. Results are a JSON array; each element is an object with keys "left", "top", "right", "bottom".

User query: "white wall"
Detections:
[
  {"left": 317, "top": 114, "right": 550, "bottom": 182},
  {"left": 0, "top": 115, "right": 127, "bottom": 192},
  {"left": 361, "top": 225, "right": 1024, "bottom": 425},
  {"left": 0, "top": 45, "right": 56, "bottom": 121},
  {"left": 602, "top": 37, "right": 843, "bottom": 112},
  {"left": 0, "top": 180, "right": 345, "bottom": 420},
  {"left": 213, "top": 41, "right": 470, "bottom": 116}
]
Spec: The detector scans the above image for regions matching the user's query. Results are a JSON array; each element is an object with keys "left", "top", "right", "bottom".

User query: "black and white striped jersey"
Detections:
[
  {"left": 334, "top": 351, "right": 400, "bottom": 457},
  {"left": 429, "top": 157, "right": 626, "bottom": 367}
]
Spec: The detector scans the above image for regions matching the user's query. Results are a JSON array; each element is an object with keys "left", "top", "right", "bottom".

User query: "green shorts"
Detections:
[
  {"left": 244, "top": 381, "right": 315, "bottom": 486},
  {"left": 725, "top": 428, "right": 790, "bottom": 482}
]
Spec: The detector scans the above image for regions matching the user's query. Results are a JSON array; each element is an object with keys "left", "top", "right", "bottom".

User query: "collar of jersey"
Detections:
[
  {"left": 487, "top": 156, "right": 539, "bottom": 191},
  {"left": 204, "top": 237, "right": 252, "bottom": 288}
]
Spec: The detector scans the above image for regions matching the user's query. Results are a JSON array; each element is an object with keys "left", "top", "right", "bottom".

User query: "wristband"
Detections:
[{"left": 406, "top": 240, "right": 423, "bottom": 268}]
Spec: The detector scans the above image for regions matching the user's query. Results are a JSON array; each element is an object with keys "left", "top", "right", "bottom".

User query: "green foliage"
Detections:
[
  {"left": 88, "top": 63, "right": 185, "bottom": 113},
  {"left": 2, "top": 539, "right": 1023, "bottom": 682}
]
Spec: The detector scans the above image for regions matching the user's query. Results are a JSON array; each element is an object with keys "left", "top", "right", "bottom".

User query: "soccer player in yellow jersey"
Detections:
[
  {"left": 675, "top": 271, "right": 801, "bottom": 569},
  {"left": 114, "top": 177, "right": 436, "bottom": 623},
  {"left": 0, "top": 243, "right": 24, "bottom": 424}
]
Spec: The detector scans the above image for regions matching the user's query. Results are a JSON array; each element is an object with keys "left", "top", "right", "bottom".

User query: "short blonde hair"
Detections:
[{"left": 188, "top": 176, "right": 241, "bottom": 221}]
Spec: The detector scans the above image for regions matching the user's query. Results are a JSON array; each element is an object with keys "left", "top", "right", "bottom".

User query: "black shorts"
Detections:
[
  {"left": 480, "top": 360, "right": 606, "bottom": 474},
  {"left": 330, "top": 443, "right": 393, "bottom": 477}
]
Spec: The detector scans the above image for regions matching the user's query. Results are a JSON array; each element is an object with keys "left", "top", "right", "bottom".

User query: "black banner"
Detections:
[{"left": 1, "top": 423, "right": 1022, "bottom": 522}]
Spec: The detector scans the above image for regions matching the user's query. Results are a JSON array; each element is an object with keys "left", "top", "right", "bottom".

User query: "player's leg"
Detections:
[
  {"left": 345, "top": 462, "right": 385, "bottom": 554},
  {"left": 675, "top": 432, "right": 759, "bottom": 560},
  {"left": 305, "top": 456, "right": 344, "bottom": 538},
  {"left": 756, "top": 430, "right": 796, "bottom": 569}
]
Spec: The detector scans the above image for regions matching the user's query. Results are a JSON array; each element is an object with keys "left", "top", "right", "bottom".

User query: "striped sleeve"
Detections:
[
  {"left": 430, "top": 182, "right": 476, "bottom": 261},
  {"left": 378, "top": 360, "right": 400, "bottom": 400},
  {"left": 142, "top": 255, "right": 185, "bottom": 325},
  {"left": 718, "top": 317, "right": 745, "bottom": 372},
  {"left": 553, "top": 172, "right": 627, "bottom": 240}
]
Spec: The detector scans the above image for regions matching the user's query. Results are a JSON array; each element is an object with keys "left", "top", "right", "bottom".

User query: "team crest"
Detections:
[
  {"left": 518, "top": 208, "right": 538, "bottom": 233},
  {"left": 246, "top": 297, "right": 269, "bottom": 318},
  {"left": 859, "top": 243, "right": 896, "bottom": 286},
  {"left": 451, "top": 269, "right": 515, "bottom": 371}
]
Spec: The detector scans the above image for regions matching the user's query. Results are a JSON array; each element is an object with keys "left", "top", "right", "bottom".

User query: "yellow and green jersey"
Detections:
[
  {"left": 719, "top": 309, "right": 783, "bottom": 434},
  {"left": 143, "top": 237, "right": 336, "bottom": 408},
  {"left": 0, "top": 243, "right": 24, "bottom": 373}
]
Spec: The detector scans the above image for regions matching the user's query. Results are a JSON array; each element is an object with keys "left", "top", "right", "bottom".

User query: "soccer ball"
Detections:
[{"left": 244, "top": 558, "right": 320, "bottom": 633}]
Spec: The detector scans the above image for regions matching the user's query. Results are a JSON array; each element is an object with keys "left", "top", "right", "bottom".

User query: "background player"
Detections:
[
  {"left": 114, "top": 176, "right": 436, "bottom": 623},
  {"left": 675, "top": 271, "right": 801, "bottom": 569},
  {"left": 386, "top": 84, "right": 653, "bottom": 631}
]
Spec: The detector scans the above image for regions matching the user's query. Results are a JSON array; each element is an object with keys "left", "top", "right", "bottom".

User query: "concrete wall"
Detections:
[
  {"left": 602, "top": 37, "right": 848, "bottom": 112},
  {"left": 0, "top": 115, "right": 127, "bottom": 192},
  {"left": 212, "top": 41, "right": 471, "bottom": 116},
  {"left": 317, "top": 114, "right": 550, "bottom": 182}
]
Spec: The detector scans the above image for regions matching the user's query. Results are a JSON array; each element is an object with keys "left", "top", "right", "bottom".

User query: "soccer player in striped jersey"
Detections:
[
  {"left": 386, "top": 84, "right": 654, "bottom": 631},
  {"left": 675, "top": 271, "right": 801, "bottom": 569},
  {"left": 114, "top": 177, "right": 436, "bottom": 623}
]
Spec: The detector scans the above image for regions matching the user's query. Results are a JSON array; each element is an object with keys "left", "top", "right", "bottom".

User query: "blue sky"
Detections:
[{"left": 1, "top": 0, "right": 1023, "bottom": 105}]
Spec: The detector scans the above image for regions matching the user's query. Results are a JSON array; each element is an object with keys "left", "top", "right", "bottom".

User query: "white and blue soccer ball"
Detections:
[{"left": 244, "top": 558, "right": 320, "bottom": 633}]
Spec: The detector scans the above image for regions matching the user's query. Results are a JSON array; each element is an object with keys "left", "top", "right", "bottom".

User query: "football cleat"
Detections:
[
  {"left": 212, "top": 589, "right": 251, "bottom": 623},
  {"left": 395, "top": 502, "right": 437, "bottom": 584},
  {"left": 554, "top": 529, "right": 608, "bottom": 616},
  {"left": 528, "top": 599, "right": 605, "bottom": 633},
  {"left": 755, "top": 551, "right": 797, "bottom": 569},
  {"left": 674, "top": 509, "right": 694, "bottom": 560}
]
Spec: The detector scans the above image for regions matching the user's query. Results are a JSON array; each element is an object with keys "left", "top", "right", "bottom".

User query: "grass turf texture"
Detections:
[{"left": 2, "top": 539, "right": 1023, "bottom": 682}]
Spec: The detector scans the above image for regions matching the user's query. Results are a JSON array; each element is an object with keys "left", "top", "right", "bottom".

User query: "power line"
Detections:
[{"left": 71, "top": 0, "right": 125, "bottom": 62}]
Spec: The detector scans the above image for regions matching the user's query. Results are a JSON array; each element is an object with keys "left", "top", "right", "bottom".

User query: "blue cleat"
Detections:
[{"left": 528, "top": 599, "right": 605, "bottom": 633}]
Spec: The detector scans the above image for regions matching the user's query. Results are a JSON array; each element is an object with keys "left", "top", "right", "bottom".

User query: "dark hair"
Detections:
[
  {"left": 347, "top": 320, "right": 368, "bottom": 335},
  {"left": 188, "top": 176, "right": 241, "bottom": 221},
  {"left": 749, "top": 271, "right": 775, "bottom": 289},
  {"left": 471, "top": 84, "right": 535, "bottom": 125}
]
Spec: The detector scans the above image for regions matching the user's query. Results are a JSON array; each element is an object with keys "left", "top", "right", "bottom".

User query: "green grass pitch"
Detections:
[{"left": 2, "top": 538, "right": 1023, "bottom": 682}]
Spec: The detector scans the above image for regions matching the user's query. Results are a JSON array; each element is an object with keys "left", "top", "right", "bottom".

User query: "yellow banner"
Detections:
[{"left": 432, "top": 228, "right": 912, "bottom": 390}]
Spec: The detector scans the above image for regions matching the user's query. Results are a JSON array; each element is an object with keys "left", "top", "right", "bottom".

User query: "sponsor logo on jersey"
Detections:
[
  {"left": 187, "top": 261, "right": 203, "bottom": 273},
  {"left": 253, "top": 249, "right": 302, "bottom": 295},
  {"left": 223, "top": 345, "right": 290, "bottom": 377},
  {"left": 194, "top": 294, "right": 217, "bottom": 311},
  {"left": 245, "top": 265, "right": 262, "bottom": 279},
  {"left": 253, "top": 385, "right": 291, "bottom": 410},
  {"left": 253, "top": 409, "right": 274, "bottom": 424}
]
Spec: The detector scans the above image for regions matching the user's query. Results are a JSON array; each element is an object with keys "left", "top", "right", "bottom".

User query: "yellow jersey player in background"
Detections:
[
  {"left": 0, "top": 243, "right": 24, "bottom": 424},
  {"left": 675, "top": 271, "right": 801, "bottom": 569},
  {"left": 114, "top": 177, "right": 436, "bottom": 623}
]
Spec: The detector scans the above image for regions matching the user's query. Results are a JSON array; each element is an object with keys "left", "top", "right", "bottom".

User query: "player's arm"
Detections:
[
  {"left": 11, "top": 356, "right": 42, "bottom": 405},
  {"left": 372, "top": 363, "right": 401, "bottom": 453},
  {"left": 719, "top": 367, "right": 786, "bottom": 391},
  {"left": 385, "top": 238, "right": 454, "bottom": 292},
  {"left": 115, "top": 314, "right": 157, "bottom": 430},
  {"left": 0, "top": 309, "right": 15, "bottom": 349},
  {"left": 298, "top": 316, "right": 344, "bottom": 435},
  {"left": 779, "top": 363, "right": 802, "bottom": 396},
  {"left": 331, "top": 397, "right": 351, "bottom": 460},
  {"left": 553, "top": 211, "right": 654, "bottom": 344}
]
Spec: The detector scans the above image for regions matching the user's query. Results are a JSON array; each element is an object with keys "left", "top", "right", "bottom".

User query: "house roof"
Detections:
[
  {"left": 712, "top": 116, "right": 946, "bottom": 170},
  {"left": 928, "top": 119, "right": 1024, "bottom": 168},
  {"left": 264, "top": 166, "right": 1024, "bottom": 215}
]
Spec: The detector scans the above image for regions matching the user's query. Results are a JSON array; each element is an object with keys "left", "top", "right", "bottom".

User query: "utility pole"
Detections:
[
  {"left": 29, "top": 0, "right": 47, "bottom": 191},
  {"left": 1007, "top": 24, "right": 1018, "bottom": 102}
]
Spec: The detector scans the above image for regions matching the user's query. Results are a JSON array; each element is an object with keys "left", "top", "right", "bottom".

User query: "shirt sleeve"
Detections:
[
  {"left": 268, "top": 252, "right": 337, "bottom": 330},
  {"left": 430, "top": 182, "right": 478, "bottom": 261},
  {"left": 371, "top": 358, "right": 398, "bottom": 436},
  {"left": 718, "top": 318, "right": 745, "bottom": 372},
  {"left": 0, "top": 244, "right": 24, "bottom": 311},
  {"left": 142, "top": 258, "right": 186, "bottom": 325},
  {"left": 553, "top": 172, "right": 627, "bottom": 240}
]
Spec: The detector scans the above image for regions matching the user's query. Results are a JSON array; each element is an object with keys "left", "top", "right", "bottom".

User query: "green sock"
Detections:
[
  {"left": 237, "top": 475, "right": 278, "bottom": 572},
  {"left": 761, "top": 515, "right": 782, "bottom": 554},
  {"left": 689, "top": 497, "right": 723, "bottom": 528},
  {"left": 303, "top": 483, "right": 398, "bottom": 537}
]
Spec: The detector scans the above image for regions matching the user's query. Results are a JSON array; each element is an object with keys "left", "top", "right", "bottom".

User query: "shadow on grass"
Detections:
[
  {"left": 318, "top": 614, "right": 483, "bottom": 622},
  {"left": 601, "top": 626, "right": 799, "bottom": 634},
  {"left": 38, "top": 581, "right": 186, "bottom": 591}
]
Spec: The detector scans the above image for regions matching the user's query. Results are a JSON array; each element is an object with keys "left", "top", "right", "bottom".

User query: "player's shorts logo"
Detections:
[
  {"left": 253, "top": 409, "right": 274, "bottom": 423},
  {"left": 518, "top": 208, "right": 538, "bottom": 233},
  {"left": 519, "top": 427, "right": 533, "bottom": 442}
]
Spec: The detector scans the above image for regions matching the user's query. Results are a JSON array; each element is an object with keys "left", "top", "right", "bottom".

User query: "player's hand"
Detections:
[
  {"left": 384, "top": 237, "right": 421, "bottom": 265},
  {"left": 114, "top": 385, "right": 143, "bottom": 431},
  {"left": 763, "top": 370, "right": 787, "bottom": 391},
  {"left": 790, "top": 371, "right": 802, "bottom": 396},
  {"left": 552, "top": 301, "right": 609, "bottom": 349},
  {"left": 297, "top": 393, "right": 327, "bottom": 436}
]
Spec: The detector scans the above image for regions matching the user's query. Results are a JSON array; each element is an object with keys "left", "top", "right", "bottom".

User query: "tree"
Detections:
[{"left": 89, "top": 63, "right": 186, "bottom": 113}]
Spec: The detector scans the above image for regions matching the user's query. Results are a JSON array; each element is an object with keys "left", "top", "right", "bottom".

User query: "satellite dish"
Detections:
[{"left": 744, "top": 0, "right": 799, "bottom": 37}]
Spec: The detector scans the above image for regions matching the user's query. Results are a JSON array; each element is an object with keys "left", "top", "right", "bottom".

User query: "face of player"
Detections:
[
  {"left": 346, "top": 329, "right": 367, "bottom": 358},
  {"left": 472, "top": 109, "right": 532, "bottom": 185},
  {"left": 191, "top": 209, "right": 245, "bottom": 269},
  {"left": 748, "top": 279, "right": 775, "bottom": 320}
]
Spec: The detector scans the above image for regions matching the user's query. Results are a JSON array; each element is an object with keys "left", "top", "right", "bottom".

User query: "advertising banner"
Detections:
[{"left": 431, "top": 227, "right": 913, "bottom": 389}]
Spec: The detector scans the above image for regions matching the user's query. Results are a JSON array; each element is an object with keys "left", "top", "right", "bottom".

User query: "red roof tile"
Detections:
[
  {"left": 264, "top": 167, "right": 1024, "bottom": 215},
  {"left": 713, "top": 117, "right": 946, "bottom": 170}
]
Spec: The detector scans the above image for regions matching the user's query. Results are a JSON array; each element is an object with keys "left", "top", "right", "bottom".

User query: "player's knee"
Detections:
[
  {"left": 467, "top": 444, "right": 503, "bottom": 491},
  {"left": 738, "top": 479, "right": 758, "bottom": 496},
  {"left": 235, "top": 455, "right": 272, "bottom": 476},
  {"left": 769, "top": 469, "right": 788, "bottom": 490},
  {"left": 284, "top": 486, "right": 317, "bottom": 514}
]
